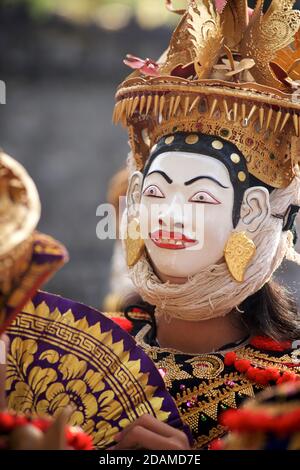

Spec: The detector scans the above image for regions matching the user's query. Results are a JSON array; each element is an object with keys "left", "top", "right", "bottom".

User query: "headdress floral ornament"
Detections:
[{"left": 113, "top": 0, "right": 300, "bottom": 189}]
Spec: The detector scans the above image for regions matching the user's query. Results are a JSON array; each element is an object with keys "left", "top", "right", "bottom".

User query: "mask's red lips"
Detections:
[{"left": 150, "top": 230, "right": 198, "bottom": 250}]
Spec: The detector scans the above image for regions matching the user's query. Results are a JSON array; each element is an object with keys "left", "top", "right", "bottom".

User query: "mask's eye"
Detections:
[
  {"left": 143, "top": 185, "right": 165, "bottom": 198},
  {"left": 189, "top": 191, "right": 220, "bottom": 204}
]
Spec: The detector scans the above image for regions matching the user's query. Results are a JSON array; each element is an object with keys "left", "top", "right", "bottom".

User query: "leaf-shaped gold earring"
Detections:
[
  {"left": 224, "top": 232, "right": 256, "bottom": 282},
  {"left": 125, "top": 217, "right": 145, "bottom": 267}
]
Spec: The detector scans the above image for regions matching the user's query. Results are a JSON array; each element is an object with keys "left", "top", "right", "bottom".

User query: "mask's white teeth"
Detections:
[{"left": 154, "top": 237, "right": 188, "bottom": 247}]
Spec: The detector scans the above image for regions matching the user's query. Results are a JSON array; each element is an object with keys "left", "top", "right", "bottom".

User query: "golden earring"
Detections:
[
  {"left": 125, "top": 217, "right": 145, "bottom": 267},
  {"left": 224, "top": 232, "right": 256, "bottom": 282}
]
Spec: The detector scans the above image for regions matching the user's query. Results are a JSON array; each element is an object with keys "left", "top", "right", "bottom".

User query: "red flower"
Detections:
[
  {"left": 246, "top": 366, "right": 258, "bottom": 381},
  {"left": 224, "top": 351, "right": 236, "bottom": 366},
  {"left": 209, "top": 438, "right": 224, "bottom": 450},
  {"left": 234, "top": 359, "right": 251, "bottom": 373},
  {"left": 220, "top": 409, "right": 273, "bottom": 433},
  {"left": 66, "top": 428, "right": 94, "bottom": 450},
  {"left": 33, "top": 418, "right": 51, "bottom": 432},
  {"left": 0, "top": 413, "right": 15, "bottom": 432},
  {"left": 266, "top": 367, "right": 281, "bottom": 382},
  {"left": 124, "top": 54, "right": 160, "bottom": 77},
  {"left": 219, "top": 409, "right": 241, "bottom": 429},
  {"left": 254, "top": 369, "right": 270, "bottom": 386},
  {"left": 12, "top": 415, "right": 28, "bottom": 427},
  {"left": 277, "top": 371, "right": 297, "bottom": 384}
]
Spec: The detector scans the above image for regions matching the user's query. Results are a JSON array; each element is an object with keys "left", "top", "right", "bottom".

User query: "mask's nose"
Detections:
[
  {"left": 159, "top": 217, "right": 184, "bottom": 230},
  {"left": 158, "top": 195, "right": 185, "bottom": 231}
]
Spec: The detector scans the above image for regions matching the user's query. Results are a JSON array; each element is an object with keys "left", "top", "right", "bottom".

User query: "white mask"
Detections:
[
  {"left": 139, "top": 151, "right": 235, "bottom": 280},
  {"left": 125, "top": 150, "right": 300, "bottom": 321}
]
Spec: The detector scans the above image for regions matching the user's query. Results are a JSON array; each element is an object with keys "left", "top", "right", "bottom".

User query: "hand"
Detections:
[
  {"left": 111, "top": 414, "right": 190, "bottom": 450},
  {"left": 40, "top": 407, "right": 72, "bottom": 450}
]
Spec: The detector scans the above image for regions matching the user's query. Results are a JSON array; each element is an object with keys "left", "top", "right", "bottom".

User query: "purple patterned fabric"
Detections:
[{"left": 6, "top": 291, "right": 192, "bottom": 448}]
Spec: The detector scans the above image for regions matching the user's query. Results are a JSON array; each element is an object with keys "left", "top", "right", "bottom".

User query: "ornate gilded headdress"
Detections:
[
  {"left": 0, "top": 152, "right": 67, "bottom": 334},
  {"left": 113, "top": 0, "right": 300, "bottom": 189},
  {"left": 0, "top": 152, "right": 41, "bottom": 296}
]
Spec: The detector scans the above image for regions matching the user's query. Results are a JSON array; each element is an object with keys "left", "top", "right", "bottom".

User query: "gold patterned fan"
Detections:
[{"left": 6, "top": 291, "right": 191, "bottom": 449}]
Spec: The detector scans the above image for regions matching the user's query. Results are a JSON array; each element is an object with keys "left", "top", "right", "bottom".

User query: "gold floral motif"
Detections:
[
  {"left": 6, "top": 299, "right": 171, "bottom": 448},
  {"left": 7, "top": 340, "right": 123, "bottom": 447}
]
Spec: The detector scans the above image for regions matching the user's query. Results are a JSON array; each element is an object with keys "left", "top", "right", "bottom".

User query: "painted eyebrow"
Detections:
[
  {"left": 184, "top": 176, "right": 229, "bottom": 189},
  {"left": 146, "top": 170, "right": 173, "bottom": 184}
]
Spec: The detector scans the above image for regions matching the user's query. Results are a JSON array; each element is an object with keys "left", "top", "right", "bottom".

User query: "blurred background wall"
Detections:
[{"left": 0, "top": 0, "right": 300, "bottom": 309}]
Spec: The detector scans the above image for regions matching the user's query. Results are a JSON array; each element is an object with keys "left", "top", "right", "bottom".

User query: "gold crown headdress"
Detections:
[{"left": 114, "top": 0, "right": 300, "bottom": 189}]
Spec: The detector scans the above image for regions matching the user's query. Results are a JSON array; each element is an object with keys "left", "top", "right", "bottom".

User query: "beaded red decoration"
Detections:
[
  {"left": 0, "top": 412, "right": 94, "bottom": 450},
  {"left": 224, "top": 351, "right": 299, "bottom": 387}
]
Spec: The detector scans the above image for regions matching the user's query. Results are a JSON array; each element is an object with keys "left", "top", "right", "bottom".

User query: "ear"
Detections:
[
  {"left": 126, "top": 171, "right": 143, "bottom": 216},
  {"left": 237, "top": 186, "right": 270, "bottom": 234}
]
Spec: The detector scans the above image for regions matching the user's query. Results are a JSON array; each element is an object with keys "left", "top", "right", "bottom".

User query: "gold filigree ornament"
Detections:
[
  {"left": 125, "top": 217, "right": 145, "bottom": 267},
  {"left": 224, "top": 231, "right": 256, "bottom": 282},
  {"left": 114, "top": 0, "right": 300, "bottom": 189},
  {"left": 186, "top": 355, "right": 224, "bottom": 379},
  {"left": 270, "top": 30, "right": 300, "bottom": 87}
]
